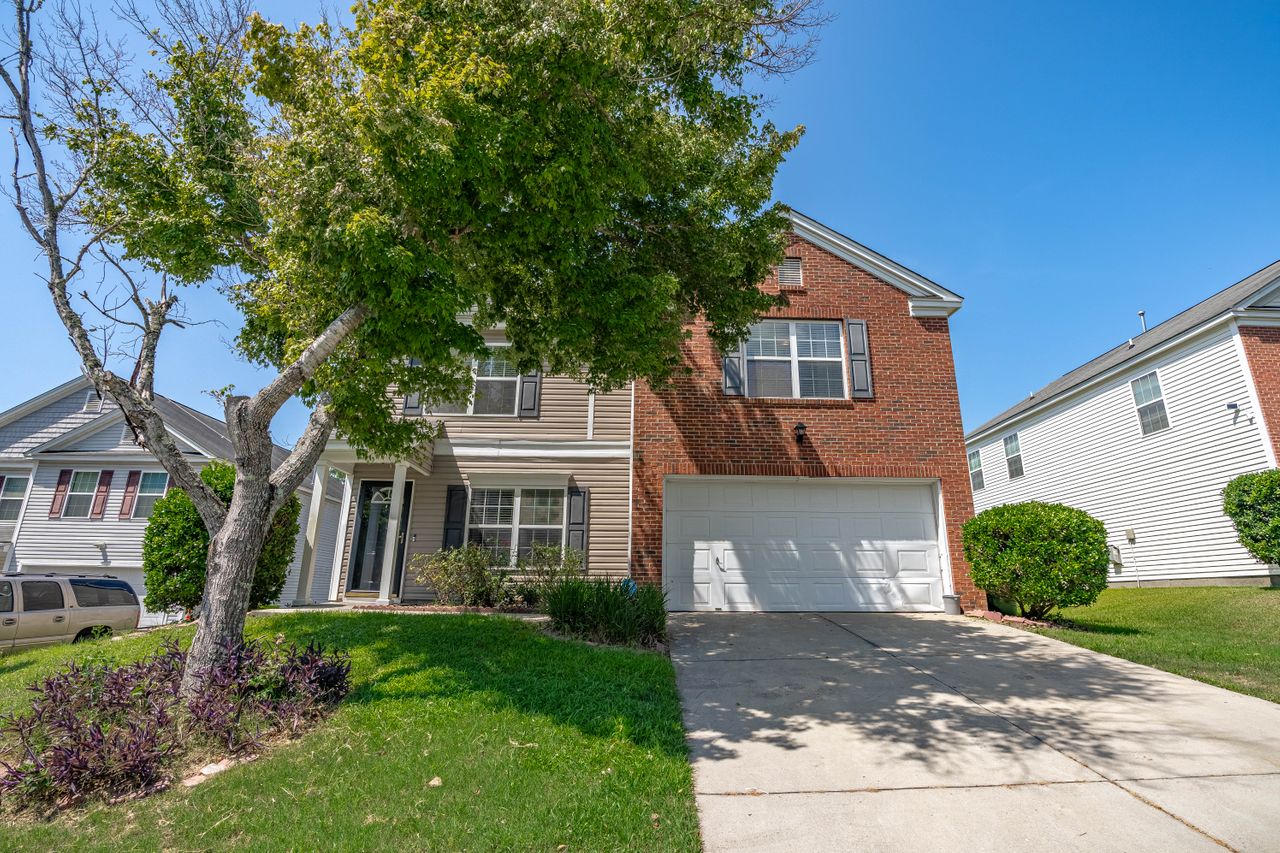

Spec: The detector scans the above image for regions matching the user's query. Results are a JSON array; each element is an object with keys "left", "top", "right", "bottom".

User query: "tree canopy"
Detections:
[{"left": 80, "top": 0, "right": 805, "bottom": 458}]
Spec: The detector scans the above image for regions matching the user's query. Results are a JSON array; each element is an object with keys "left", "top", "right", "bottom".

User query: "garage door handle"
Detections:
[{"left": 715, "top": 556, "right": 724, "bottom": 571}]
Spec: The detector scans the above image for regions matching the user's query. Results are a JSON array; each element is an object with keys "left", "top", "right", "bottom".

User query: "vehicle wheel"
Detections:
[{"left": 73, "top": 627, "right": 111, "bottom": 643}]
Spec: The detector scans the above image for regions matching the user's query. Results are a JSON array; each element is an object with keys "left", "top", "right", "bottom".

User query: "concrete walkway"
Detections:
[{"left": 671, "top": 612, "right": 1280, "bottom": 852}]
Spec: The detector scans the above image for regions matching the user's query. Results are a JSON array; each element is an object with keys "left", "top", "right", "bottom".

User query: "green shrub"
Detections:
[
  {"left": 1223, "top": 469, "right": 1280, "bottom": 565},
  {"left": 410, "top": 544, "right": 514, "bottom": 607},
  {"left": 142, "top": 460, "right": 301, "bottom": 614},
  {"left": 515, "top": 544, "right": 586, "bottom": 606},
  {"left": 545, "top": 578, "right": 666, "bottom": 646},
  {"left": 961, "top": 501, "right": 1109, "bottom": 619}
]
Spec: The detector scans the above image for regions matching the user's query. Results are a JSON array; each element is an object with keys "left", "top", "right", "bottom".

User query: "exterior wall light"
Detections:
[{"left": 794, "top": 422, "right": 807, "bottom": 444}]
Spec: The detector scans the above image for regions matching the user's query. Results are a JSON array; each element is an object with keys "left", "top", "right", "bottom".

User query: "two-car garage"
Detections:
[{"left": 662, "top": 476, "right": 951, "bottom": 612}]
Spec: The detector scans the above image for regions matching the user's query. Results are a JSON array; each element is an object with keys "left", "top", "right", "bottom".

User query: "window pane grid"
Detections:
[
  {"left": 745, "top": 320, "right": 846, "bottom": 399},
  {"left": 0, "top": 477, "right": 28, "bottom": 523},
  {"left": 467, "top": 488, "right": 565, "bottom": 565},
  {"left": 62, "top": 471, "right": 98, "bottom": 518},
  {"left": 433, "top": 347, "right": 521, "bottom": 416},
  {"left": 1131, "top": 372, "right": 1170, "bottom": 435},
  {"left": 469, "top": 489, "right": 514, "bottom": 526}
]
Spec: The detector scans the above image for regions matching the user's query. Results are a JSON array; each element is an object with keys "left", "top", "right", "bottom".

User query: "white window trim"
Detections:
[
  {"left": 60, "top": 469, "right": 100, "bottom": 519},
  {"left": 743, "top": 320, "right": 849, "bottom": 400},
  {"left": 1130, "top": 369, "right": 1171, "bottom": 437},
  {"left": 1003, "top": 433, "right": 1024, "bottom": 480},
  {"left": 0, "top": 475, "right": 29, "bottom": 524},
  {"left": 464, "top": 485, "right": 568, "bottom": 566},
  {"left": 131, "top": 472, "right": 170, "bottom": 519},
  {"left": 968, "top": 449, "right": 984, "bottom": 491},
  {"left": 430, "top": 343, "right": 523, "bottom": 418}
]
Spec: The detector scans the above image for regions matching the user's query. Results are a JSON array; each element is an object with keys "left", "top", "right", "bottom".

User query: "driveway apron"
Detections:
[{"left": 671, "top": 612, "right": 1280, "bottom": 852}]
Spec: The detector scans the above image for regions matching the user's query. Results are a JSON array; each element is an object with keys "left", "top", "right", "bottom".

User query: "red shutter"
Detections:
[
  {"left": 90, "top": 470, "right": 114, "bottom": 519},
  {"left": 49, "top": 469, "right": 72, "bottom": 518},
  {"left": 119, "top": 470, "right": 141, "bottom": 519}
]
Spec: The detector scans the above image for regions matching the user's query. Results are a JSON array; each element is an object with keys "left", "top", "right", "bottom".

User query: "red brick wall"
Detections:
[
  {"left": 1238, "top": 325, "right": 1280, "bottom": 462},
  {"left": 630, "top": 233, "right": 984, "bottom": 609}
]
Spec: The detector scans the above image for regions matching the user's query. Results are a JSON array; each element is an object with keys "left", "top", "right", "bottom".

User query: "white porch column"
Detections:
[
  {"left": 376, "top": 462, "right": 409, "bottom": 605},
  {"left": 292, "top": 464, "right": 329, "bottom": 606}
]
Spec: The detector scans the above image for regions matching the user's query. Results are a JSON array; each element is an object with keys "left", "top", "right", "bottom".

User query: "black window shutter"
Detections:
[
  {"left": 566, "top": 486, "right": 589, "bottom": 565},
  {"left": 441, "top": 484, "right": 468, "bottom": 550},
  {"left": 722, "top": 344, "right": 745, "bottom": 396},
  {"left": 403, "top": 358, "right": 422, "bottom": 414},
  {"left": 518, "top": 372, "right": 542, "bottom": 418},
  {"left": 846, "top": 319, "right": 873, "bottom": 399}
]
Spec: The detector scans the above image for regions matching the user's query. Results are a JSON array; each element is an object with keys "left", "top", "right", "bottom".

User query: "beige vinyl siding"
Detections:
[
  {"left": 334, "top": 455, "right": 631, "bottom": 598},
  {"left": 394, "top": 377, "right": 635, "bottom": 442},
  {"left": 591, "top": 385, "right": 633, "bottom": 441},
  {"left": 967, "top": 326, "right": 1274, "bottom": 582}
]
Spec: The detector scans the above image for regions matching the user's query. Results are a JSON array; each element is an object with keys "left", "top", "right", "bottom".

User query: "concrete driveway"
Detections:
[{"left": 671, "top": 612, "right": 1280, "bottom": 852}]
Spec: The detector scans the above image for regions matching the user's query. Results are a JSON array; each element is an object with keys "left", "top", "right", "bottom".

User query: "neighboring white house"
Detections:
[
  {"left": 966, "top": 260, "right": 1280, "bottom": 587},
  {"left": 0, "top": 376, "right": 347, "bottom": 625}
]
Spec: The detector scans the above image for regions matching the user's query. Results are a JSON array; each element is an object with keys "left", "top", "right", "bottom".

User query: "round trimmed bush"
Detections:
[
  {"left": 1223, "top": 468, "right": 1280, "bottom": 565},
  {"left": 142, "top": 460, "right": 301, "bottom": 614},
  {"left": 961, "top": 501, "right": 1109, "bottom": 619}
]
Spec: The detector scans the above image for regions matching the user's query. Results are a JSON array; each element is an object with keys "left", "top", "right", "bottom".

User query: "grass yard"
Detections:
[
  {"left": 1037, "top": 586, "right": 1280, "bottom": 704},
  {"left": 0, "top": 612, "right": 699, "bottom": 852}
]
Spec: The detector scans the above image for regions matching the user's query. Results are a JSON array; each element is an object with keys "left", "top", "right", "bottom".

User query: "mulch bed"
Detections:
[
  {"left": 965, "top": 609, "right": 1058, "bottom": 630},
  {"left": 352, "top": 603, "right": 541, "bottom": 617}
]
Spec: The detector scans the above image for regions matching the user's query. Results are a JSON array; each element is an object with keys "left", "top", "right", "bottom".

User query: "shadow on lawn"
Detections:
[{"left": 251, "top": 611, "right": 687, "bottom": 758}]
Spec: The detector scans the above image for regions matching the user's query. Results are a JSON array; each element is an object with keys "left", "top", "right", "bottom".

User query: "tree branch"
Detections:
[
  {"left": 268, "top": 402, "right": 333, "bottom": 515},
  {"left": 250, "top": 302, "right": 369, "bottom": 419}
]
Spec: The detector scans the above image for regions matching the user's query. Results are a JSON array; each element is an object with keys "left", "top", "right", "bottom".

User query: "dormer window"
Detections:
[{"left": 778, "top": 257, "right": 804, "bottom": 290}]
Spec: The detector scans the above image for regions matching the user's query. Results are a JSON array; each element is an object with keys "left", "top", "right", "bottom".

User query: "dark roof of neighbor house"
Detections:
[
  {"left": 152, "top": 394, "right": 307, "bottom": 474},
  {"left": 967, "top": 259, "right": 1280, "bottom": 440}
]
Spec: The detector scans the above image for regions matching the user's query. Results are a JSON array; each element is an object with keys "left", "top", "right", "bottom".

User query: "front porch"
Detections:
[{"left": 288, "top": 438, "right": 632, "bottom": 607}]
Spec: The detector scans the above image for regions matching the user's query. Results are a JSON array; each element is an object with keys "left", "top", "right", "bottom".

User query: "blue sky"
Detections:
[{"left": 3, "top": 0, "right": 1278, "bottom": 440}]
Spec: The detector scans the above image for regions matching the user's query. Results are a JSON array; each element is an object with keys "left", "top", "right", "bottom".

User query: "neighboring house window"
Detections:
[
  {"left": 466, "top": 487, "right": 566, "bottom": 566},
  {"left": 0, "top": 476, "right": 28, "bottom": 522},
  {"left": 61, "top": 471, "right": 100, "bottom": 518},
  {"left": 744, "top": 320, "right": 846, "bottom": 399},
  {"left": 132, "top": 472, "right": 169, "bottom": 519},
  {"left": 968, "top": 449, "right": 984, "bottom": 491},
  {"left": 1003, "top": 434, "right": 1024, "bottom": 479},
  {"left": 1131, "top": 371, "right": 1170, "bottom": 435},
  {"left": 434, "top": 347, "right": 522, "bottom": 416}
]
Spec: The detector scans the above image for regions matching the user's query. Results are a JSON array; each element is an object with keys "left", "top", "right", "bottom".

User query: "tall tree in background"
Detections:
[{"left": 0, "top": 0, "right": 821, "bottom": 693}]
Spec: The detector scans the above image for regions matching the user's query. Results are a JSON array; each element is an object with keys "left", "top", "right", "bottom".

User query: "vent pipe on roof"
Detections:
[{"left": 1138, "top": 310, "right": 1147, "bottom": 334}]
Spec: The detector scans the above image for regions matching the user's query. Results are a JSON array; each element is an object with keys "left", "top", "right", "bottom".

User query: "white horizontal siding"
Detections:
[
  {"left": 0, "top": 389, "right": 116, "bottom": 459},
  {"left": 11, "top": 461, "right": 173, "bottom": 570},
  {"left": 967, "top": 327, "right": 1274, "bottom": 582},
  {"left": 279, "top": 491, "right": 343, "bottom": 604}
]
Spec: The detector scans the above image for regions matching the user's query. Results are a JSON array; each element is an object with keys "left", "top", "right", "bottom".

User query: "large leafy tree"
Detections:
[{"left": 1, "top": 0, "right": 818, "bottom": 693}]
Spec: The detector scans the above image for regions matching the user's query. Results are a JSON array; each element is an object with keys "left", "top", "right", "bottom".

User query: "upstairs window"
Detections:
[
  {"left": 432, "top": 347, "right": 523, "bottom": 416},
  {"left": 968, "top": 449, "right": 984, "bottom": 491},
  {"left": 132, "top": 472, "right": 169, "bottom": 519},
  {"left": 1003, "top": 434, "right": 1024, "bottom": 479},
  {"left": 744, "top": 320, "right": 846, "bottom": 399},
  {"left": 1131, "top": 371, "right": 1170, "bottom": 435},
  {"left": 61, "top": 471, "right": 100, "bottom": 518},
  {"left": 777, "top": 257, "right": 804, "bottom": 290},
  {"left": 0, "top": 476, "right": 28, "bottom": 522}
]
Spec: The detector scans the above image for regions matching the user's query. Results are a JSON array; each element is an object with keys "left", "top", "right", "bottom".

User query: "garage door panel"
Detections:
[{"left": 663, "top": 476, "right": 946, "bottom": 613}]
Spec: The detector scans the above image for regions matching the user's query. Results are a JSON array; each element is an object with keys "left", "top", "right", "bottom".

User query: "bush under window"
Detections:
[
  {"left": 961, "top": 501, "right": 1109, "bottom": 619},
  {"left": 545, "top": 578, "right": 666, "bottom": 646},
  {"left": 1223, "top": 469, "right": 1280, "bottom": 565},
  {"left": 409, "top": 543, "right": 584, "bottom": 609}
]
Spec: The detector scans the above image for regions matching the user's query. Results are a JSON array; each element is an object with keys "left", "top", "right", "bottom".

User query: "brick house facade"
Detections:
[
  {"left": 631, "top": 212, "right": 984, "bottom": 611},
  {"left": 1238, "top": 325, "right": 1280, "bottom": 464}
]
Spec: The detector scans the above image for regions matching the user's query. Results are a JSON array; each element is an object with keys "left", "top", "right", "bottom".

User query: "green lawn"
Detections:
[
  {"left": 1036, "top": 586, "right": 1280, "bottom": 704},
  {"left": 0, "top": 612, "right": 699, "bottom": 852}
]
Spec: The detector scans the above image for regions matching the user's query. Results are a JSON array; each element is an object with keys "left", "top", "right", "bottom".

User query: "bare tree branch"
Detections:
[{"left": 250, "top": 302, "right": 370, "bottom": 420}]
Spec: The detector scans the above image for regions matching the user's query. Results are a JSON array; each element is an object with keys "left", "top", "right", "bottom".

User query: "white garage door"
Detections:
[{"left": 663, "top": 477, "right": 947, "bottom": 612}]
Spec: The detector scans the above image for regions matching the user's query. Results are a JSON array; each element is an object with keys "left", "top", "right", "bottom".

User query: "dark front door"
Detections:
[{"left": 348, "top": 480, "right": 414, "bottom": 595}]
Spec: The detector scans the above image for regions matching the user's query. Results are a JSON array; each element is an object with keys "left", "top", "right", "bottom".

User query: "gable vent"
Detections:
[{"left": 778, "top": 257, "right": 804, "bottom": 290}]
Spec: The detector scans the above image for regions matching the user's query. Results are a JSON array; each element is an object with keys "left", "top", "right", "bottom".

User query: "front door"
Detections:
[{"left": 347, "top": 480, "right": 414, "bottom": 595}]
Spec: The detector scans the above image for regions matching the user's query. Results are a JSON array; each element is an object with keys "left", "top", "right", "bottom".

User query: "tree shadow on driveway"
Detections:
[{"left": 670, "top": 612, "right": 1280, "bottom": 794}]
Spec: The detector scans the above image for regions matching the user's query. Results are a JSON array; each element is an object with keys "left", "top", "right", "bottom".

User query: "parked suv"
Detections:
[{"left": 0, "top": 574, "right": 140, "bottom": 653}]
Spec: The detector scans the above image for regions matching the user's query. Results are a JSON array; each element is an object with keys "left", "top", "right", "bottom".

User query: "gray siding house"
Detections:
[{"left": 0, "top": 377, "right": 344, "bottom": 625}]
